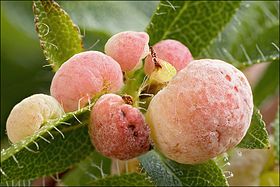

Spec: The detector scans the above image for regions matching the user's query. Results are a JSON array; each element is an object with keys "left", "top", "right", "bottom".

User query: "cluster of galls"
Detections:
[{"left": 6, "top": 31, "right": 253, "bottom": 164}]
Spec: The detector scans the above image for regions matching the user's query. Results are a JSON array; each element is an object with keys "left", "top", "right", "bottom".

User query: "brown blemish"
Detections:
[
  {"left": 122, "top": 95, "right": 133, "bottom": 105},
  {"left": 226, "top": 118, "right": 231, "bottom": 123},
  {"left": 150, "top": 46, "right": 161, "bottom": 68},
  {"left": 128, "top": 124, "right": 135, "bottom": 131},
  {"left": 216, "top": 130, "right": 221, "bottom": 143},
  {"left": 133, "top": 131, "right": 138, "bottom": 137},
  {"left": 121, "top": 109, "right": 126, "bottom": 117},
  {"left": 123, "top": 72, "right": 126, "bottom": 82},
  {"left": 225, "top": 75, "right": 231, "bottom": 81},
  {"left": 148, "top": 144, "right": 153, "bottom": 150}
]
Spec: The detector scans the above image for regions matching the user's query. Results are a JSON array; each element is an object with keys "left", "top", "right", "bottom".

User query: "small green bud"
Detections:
[{"left": 149, "top": 59, "right": 177, "bottom": 85}]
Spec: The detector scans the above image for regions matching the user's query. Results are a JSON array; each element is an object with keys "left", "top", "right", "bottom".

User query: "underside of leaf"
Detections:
[{"left": 140, "top": 150, "right": 228, "bottom": 186}]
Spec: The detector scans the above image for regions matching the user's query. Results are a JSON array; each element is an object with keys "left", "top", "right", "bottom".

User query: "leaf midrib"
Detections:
[
  {"left": 160, "top": 2, "right": 189, "bottom": 41},
  {"left": 247, "top": 131, "right": 269, "bottom": 148}
]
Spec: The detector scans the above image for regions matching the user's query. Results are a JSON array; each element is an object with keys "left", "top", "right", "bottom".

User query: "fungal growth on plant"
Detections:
[
  {"left": 146, "top": 59, "right": 254, "bottom": 164},
  {"left": 105, "top": 31, "right": 150, "bottom": 72},
  {"left": 144, "top": 39, "right": 193, "bottom": 75},
  {"left": 3, "top": 1, "right": 276, "bottom": 185},
  {"left": 50, "top": 51, "right": 124, "bottom": 112},
  {"left": 6, "top": 94, "right": 64, "bottom": 143},
  {"left": 89, "top": 93, "right": 150, "bottom": 160}
]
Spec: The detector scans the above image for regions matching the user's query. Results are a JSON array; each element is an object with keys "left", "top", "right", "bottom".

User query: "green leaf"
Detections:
[
  {"left": 62, "top": 151, "right": 111, "bottom": 186},
  {"left": 253, "top": 61, "right": 279, "bottom": 106},
  {"left": 146, "top": 1, "right": 241, "bottom": 57},
  {"left": 203, "top": 1, "right": 279, "bottom": 68},
  {"left": 139, "top": 150, "right": 228, "bottom": 186},
  {"left": 33, "top": 0, "right": 83, "bottom": 71},
  {"left": 88, "top": 173, "right": 154, "bottom": 186},
  {"left": 273, "top": 108, "right": 279, "bottom": 162},
  {"left": 0, "top": 106, "right": 93, "bottom": 183},
  {"left": 238, "top": 108, "right": 270, "bottom": 149}
]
